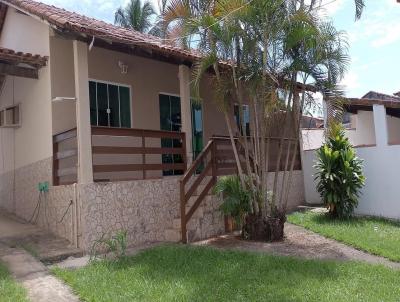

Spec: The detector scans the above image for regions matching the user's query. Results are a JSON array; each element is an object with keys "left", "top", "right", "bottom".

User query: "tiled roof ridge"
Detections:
[
  {"left": 1, "top": 0, "right": 202, "bottom": 61},
  {"left": 0, "top": 46, "right": 48, "bottom": 67},
  {"left": 362, "top": 90, "right": 400, "bottom": 101}
]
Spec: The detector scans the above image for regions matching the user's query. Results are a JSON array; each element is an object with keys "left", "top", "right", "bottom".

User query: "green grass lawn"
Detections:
[
  {"left": 288, "top": 210, "right": 400, "bottom": 262},
  {"left": 54, "top": 245, "right": 400, "bottom": 302},
  {"left": 0, "top": 262, "right": 28, "bottom": 302}
]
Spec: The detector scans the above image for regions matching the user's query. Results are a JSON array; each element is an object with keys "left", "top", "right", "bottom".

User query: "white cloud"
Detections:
[
  {"left": 348, "top": 0, "right": 400, "bottom": 48},
  {"left": 321, "top": 0, "right": 345, "bottom": 17},
  {"left": 341, "top": 69, "right": 360, "bottom": 94}
]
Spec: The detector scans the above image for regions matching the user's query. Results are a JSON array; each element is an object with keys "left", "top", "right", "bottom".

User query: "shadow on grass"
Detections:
[{"left": 60, "top": 244, "right": 376, "bottom": 302}]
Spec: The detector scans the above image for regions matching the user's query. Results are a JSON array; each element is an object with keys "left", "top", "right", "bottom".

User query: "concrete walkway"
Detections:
[
  {"left": 0, "top": 244, "right": 80, "bottom": 302},
  {"left": 195, "top": 223, "right": 400, "bottom": 270},
  {"left": 0, "top": 211, "right": 81, "bottom": 301}
]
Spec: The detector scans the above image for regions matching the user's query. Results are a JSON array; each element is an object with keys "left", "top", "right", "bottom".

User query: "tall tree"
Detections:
[
  {"left": 114, "top": 0, "right": 156, "bottom": 33},
  {"left": 162, "top": 0, "right": 352, "bottom": 240}
]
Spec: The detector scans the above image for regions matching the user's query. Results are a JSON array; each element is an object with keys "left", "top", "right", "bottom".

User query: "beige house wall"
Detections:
[
  {"left": 0, "top": 8, "right": 53, "bottom": 214},
  {"left": 50, "top": 36, "right": 77, "bottom": 135},
  {"left": 49, "top": 36, "right": 232, "bottom": 146},
  {"left": 0, "top": 8, "right": 52, "bottom": 170}
]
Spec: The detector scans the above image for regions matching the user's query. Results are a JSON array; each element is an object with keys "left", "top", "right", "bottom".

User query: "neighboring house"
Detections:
[
  {"left": 301, "top": 116, "right": 324, "bottom": 129},
  {"left": 0, "top": 0, "right": 305, "bottom": 250},
  {"left": 302, "top": 92, "right": 400, "bottom": 220}
]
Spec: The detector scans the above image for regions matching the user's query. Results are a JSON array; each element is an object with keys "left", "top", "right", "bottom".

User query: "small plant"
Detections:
[
  {"left": 90, "top": 230, "right": 128, "bottom": 261},
  {"left": 314, "top": 123, "right": 365, "bottom": 219},
  {"left": 213, "top": 175, "right": 251, "bottom": 227}
]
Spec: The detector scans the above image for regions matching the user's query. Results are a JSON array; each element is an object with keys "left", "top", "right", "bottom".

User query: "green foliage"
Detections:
[
  {"left": 114, "top": 0, "right": 155, "bottom": 33},
  {"left": 0, "top": 262, "right": 28, "bottom": 302},
  {"left": 213, "top": 175, "right": 251, "bottom": 226},
  {"left": 288, "top": 211, "right": 400, "bottom": 262},
  {"left": 90, "top": 230, "right": 128, "bottom": 261},
  {"left": 54, "top": 245, "right": 400, "bottom": 302},
  {"left": 314, "top": 123, "right": 365, "bottom": 218}
]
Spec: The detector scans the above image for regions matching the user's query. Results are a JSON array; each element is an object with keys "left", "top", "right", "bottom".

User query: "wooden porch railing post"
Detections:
[
  {"left": 142, "top": 131, "right": 146, "bottom": 179},
  {"left": 211, "top": 139, "right": 217, "bottom": 179},
  {"left": 180, "top": 180, "right": 187, "bottom": 243},
  {"left": 182, "top": 133, "right": 187, "bottom": 171}
]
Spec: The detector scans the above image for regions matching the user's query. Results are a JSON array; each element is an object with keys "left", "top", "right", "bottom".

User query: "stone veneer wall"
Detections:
[
  {"left": 0, "top": 158, "right": 305, "bottom": 252},
  {"left": 78, "top": 178, "right": 180, "bottom": 250},
  {"left": 78, "top": 178, "right": 225, "bottom": 251},
  {"left": 0, "top": 157, "right": 77, "bottom": 244}
]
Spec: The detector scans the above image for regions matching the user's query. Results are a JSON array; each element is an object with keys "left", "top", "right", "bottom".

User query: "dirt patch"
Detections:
[{"left": 194, "top": 223, "right": 400, "bottom": 270}]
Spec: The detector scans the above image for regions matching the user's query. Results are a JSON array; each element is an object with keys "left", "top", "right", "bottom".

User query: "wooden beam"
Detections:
[{"left": 0, "top": 62, "right": 38, "bottom": 79}]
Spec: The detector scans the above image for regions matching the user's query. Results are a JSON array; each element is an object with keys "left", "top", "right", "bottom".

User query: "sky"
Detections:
[{"left": 40, "top": 0, "right": 400, "bottom": 98}]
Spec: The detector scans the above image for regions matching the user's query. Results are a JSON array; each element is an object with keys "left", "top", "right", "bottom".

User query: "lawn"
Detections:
[
  {"left": 288, "top": 210, "right": 400, "bottom": 262},
  {"left": 54, "top": 245, "right": 400, "bottom": 302},
  {"left": 0, "top": 262, "right": 28, "bottom": 302}
]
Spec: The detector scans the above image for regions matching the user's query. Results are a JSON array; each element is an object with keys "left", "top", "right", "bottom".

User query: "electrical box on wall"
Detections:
[{"left": 37, "top": 181, "right": 49, "bottom": 192}]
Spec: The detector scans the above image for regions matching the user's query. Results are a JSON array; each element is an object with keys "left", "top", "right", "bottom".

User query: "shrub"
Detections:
[
  {"left": 213, "top": 175, "right": 251, "bottom": 226},
  {"left": 314, "top": 123, "right": 365, "bottom": 218},
  {"left": 90, "top": 230, "right": 128, "bottom": 260}
]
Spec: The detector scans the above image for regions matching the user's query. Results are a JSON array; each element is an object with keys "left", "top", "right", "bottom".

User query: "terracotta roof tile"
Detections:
[
  {"left": 1, "top": 0, "right": 202, "bottom": 64},
  {"left": 0, "top": 46, "right": 48, "bottom": 67}
]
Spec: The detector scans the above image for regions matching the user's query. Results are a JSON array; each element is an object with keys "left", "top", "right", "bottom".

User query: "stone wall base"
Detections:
[{"left": 0, "top": 159, "right": 305, "bottom": 252}]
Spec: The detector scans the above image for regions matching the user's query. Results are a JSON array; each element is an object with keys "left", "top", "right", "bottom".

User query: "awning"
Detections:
[{"left": 0, "top": 47, "right": 48, "bottom": 79}]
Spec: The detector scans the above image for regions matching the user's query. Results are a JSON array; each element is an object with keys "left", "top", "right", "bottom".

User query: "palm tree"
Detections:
[
  {"left": 149, "top": 0, "right": 169, "bottom": 38},
  {"left": 162, "top": 0, "right": 352, "bottom": 240},
  {"left": 114, "top": 0, "right": 156, "bottom": 33}
]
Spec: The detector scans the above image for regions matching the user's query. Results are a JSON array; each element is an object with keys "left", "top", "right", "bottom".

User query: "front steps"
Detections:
[{"left": 164, "top": 177, "right": 225, "bottom": 243}]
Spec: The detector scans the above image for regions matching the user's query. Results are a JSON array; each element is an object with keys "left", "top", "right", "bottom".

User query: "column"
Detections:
[
  {"left": 372, "top": 104, "right": 388, "bottom": 147},
  {"left": 73, "top": 40, "right": 93, "bottom": 183},
  {"left": 179, "top": 65, "right": 193, "bottom": 165}
]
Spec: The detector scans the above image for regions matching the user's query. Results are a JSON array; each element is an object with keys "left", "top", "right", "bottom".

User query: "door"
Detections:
[
  {"left": 159, "top": 94, "right": 183, "bottom": 176},
  {"left": 191, "top": 101, "right": 204, "bottom": 160}
]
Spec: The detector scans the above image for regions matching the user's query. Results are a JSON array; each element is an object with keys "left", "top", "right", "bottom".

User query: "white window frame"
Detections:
[
  {"left": 0, "top": 103, "right": 21, "bottom": 128},
  {"left": 89, "top": 79, "right": 133, "bottom": 128}
]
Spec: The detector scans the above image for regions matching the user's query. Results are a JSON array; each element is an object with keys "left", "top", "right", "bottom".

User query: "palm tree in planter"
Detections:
[
  {"left": 315, "top": 123, "right": 365, "bottom": 218},
  {"left": 114, "top": 0, "right": 156, "bottom": 33},
  {"left": 162, "top": 0, "right": 353, "bottom": 241}
]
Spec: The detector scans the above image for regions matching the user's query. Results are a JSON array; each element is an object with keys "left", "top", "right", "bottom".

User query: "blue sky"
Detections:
[{"left": 41, "top": 0, "right": 400, "bottom": 98}]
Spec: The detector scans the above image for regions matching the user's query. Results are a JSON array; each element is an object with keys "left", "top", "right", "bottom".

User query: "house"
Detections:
[
  {"left": 0, "top": 0, "right": 306, "bottom": 250},
  {"left": 302, "top": 92, "right": 400, "bottom": 220}
]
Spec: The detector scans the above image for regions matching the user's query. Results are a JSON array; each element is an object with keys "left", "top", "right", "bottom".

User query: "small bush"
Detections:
[
  {"left": 314, "top": 123, "right": 365, "bottom": 218},
  {"left": 90, "top": 230, "right": 128, "bottom": 260},
  {"left": 213, "top": 175, "right": 251, "bottom": 226}
]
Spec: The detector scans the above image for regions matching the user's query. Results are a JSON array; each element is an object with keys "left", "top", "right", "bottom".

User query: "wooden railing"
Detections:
[
  {"left": 91, "top": 126, "right": 186, "bottom": 181},
  {"left": 53, "top": 128, "right": 78, "bottom": 186},
  {"left": 180, "top": 139, "right": 217, "bottom": 243},
  {"left": 180, "top": 135, "right": 302, "bottom": 242}
]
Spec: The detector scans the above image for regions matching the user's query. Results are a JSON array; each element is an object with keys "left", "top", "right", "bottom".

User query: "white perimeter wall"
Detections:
[{"left": 302, "top": 105, "right": 400, "bottom": 220}]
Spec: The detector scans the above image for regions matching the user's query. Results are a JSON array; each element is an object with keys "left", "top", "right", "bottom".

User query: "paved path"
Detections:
[
  {"left": 0, "top": 211, "right": 81, "bottom": 302},
  {"left": 195, "top": 223, "right": 400, "bottom": 270},
  {"left": 0, "top": 243, "right": 80, "bottom": 302}
]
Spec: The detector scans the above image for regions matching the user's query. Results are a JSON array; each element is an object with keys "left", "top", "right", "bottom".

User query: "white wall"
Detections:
[
  {"left": 386, "top": 115, "right": 400, "bottom": 144},
  {"left": 0, "top": 8, "right": 52, "bottom": 170},
  {"left": 303, "top": 105, "right": 400, "bottom": 219},
  {"left": 354, "top": 111, "right": 376, "bottom": 146},
  {"left": 302, "top": 145, "right": 400, "bottom": 220},
  {"left": 301, "top": 129, "right": 357, "bottom": 151},
  {"left": 354, "top": 145, "right": 400, "bottom": 219}
]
